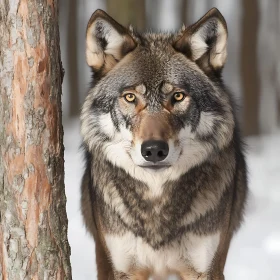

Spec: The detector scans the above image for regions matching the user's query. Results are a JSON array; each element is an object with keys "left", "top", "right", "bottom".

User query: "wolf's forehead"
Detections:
[
  {"left": 126, "top": 53, "right": 196, "bottom": 91},
  {"left": 125, "top": 50, "right": 178, "bottom": 89},
  {"left": 108, "top": 37, "right": 204, "bottom": 92}
]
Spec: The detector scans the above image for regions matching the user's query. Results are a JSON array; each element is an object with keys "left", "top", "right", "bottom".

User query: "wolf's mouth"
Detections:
[{"left": 139, "top": 165, "right": 171, "bottom": 170}]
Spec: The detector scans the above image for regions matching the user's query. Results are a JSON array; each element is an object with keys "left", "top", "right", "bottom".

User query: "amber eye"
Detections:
[
  {"left": 124, "top": 93, "right": 136, "bottom": 103},
  {"left": 173, "top": 92, "right": 185, "bottom": 102}
]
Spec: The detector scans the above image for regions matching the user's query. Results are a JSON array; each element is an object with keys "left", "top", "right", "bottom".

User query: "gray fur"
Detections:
[{"left": 80, "top": 8, "right": 248, "bottom": 280}]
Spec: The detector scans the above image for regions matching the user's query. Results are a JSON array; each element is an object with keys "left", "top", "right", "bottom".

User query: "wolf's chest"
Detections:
[{"left": 105, "top": 231, "right": 220, "bottom": 277}]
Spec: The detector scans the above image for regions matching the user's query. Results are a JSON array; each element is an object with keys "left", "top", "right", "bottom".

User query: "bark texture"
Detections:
[{"left": 0, "top": 0, "right": 72, "bottom": 279}]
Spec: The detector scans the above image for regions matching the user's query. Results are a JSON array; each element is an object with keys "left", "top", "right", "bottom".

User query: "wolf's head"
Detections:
[{"left": 81, "top": 8, "right": 235, "bottom": 188}]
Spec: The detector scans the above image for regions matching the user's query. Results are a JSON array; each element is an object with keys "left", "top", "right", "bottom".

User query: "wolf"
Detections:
[{"left": 80, "top": 7, "right": 248, "bottom": 280}]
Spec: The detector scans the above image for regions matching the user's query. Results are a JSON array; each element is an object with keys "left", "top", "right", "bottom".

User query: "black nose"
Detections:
[{"left": 141, "top": 140, "right": 169, "bottom": 163}]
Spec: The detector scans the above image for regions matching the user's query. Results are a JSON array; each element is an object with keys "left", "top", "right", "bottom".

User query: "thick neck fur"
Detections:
[{"left": 89, "top": 142, "right": 236, "bottom": 249}]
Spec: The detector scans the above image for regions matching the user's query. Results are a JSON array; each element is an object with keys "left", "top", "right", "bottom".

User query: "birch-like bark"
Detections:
[{"left": 0, "top": 0, "right": 72, "bottom": 279}]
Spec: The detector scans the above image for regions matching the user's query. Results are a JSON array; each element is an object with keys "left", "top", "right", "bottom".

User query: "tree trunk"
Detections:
[
  {"left": 257, "top": 0, "right": 280, "bottom": 133},
  {"left": 181, "top": 0, "right": 188, "bottom": 26},
  {"left": 67, "top": 0, "right": 80, "bottom": 117},
  {"left": 0, "top": 1, "right": 72, "bottom": 279},
  {"left": 146, "top": 0, "right": 186, "bottom": 31},
  {"left": 107, "top": 0, "right": 146, "bottom": 31},
  {"left": 241, "top": 0, "right": 260, "bottom": 136}
]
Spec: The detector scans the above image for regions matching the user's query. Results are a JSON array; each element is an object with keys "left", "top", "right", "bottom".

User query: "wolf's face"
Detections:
[{"left": 81, "top": 9, "right": 234, "bottom": 187}]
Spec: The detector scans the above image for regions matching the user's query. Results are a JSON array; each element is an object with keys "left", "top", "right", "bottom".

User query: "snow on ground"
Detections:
[
  {"left": 64, "top": 118, "right": 280, "bottom": 280},
  {"left": 225, "top": 131, "right": 280, "bottom": 280}
]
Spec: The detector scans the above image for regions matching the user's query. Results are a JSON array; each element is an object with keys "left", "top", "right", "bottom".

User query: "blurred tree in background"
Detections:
[
  {"left": 241, "top": 0, "right": 260, "bottom": 136},
  {"left": 257, "top": 0, "right": 280, "bottom": 134},
  {"left": 67, "top": 0, "right": 80, "bottom": 116},
  {"left": 107, "top": 0, "right": 146, "bottom": 31}
]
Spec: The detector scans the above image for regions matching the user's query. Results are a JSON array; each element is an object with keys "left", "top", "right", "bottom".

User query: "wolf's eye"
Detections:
[
  {"left": 173, "top": 92, "right": 185, "bottom": 102},
  {"left": 124, "top": 93, "right": 136, "bottom": 103}
]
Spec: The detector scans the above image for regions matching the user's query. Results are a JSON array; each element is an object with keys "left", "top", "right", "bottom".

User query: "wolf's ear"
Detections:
[
  {"left": 86, "top": 9, "right": 137, "bottom": 73},
  {"left": 174, "top": 8, "right": 227, "bottom": 74}
]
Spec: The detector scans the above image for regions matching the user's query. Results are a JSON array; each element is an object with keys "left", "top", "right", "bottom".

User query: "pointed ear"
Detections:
[
  {"left": 174, "top": 8, "right": 228, "bottom": 74},
  {"left": 86, "top": 9, "right": 137, "bottom": 73}
]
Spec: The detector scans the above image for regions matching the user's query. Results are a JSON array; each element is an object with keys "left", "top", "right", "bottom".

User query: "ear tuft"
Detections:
[
  {"left": 86, "top": 9, "right": 136, "bottom": 73},
  {"left": 180, "top": 24, "right": 186, "bottom": 33},
  {"left": 174, "top": 8, "right": 228, "bottom": 73}
]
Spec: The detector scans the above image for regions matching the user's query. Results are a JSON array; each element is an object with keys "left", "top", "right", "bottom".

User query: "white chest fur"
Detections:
[{"left": 105, "top": 231, "right": 220, "bottom": 278}]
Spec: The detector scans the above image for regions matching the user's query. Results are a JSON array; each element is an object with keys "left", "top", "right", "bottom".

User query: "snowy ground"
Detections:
[{"left": 64, "top": 118, "right": 280, "bottom": 280}]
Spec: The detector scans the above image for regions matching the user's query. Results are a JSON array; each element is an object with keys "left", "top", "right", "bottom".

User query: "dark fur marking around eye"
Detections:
[
  {"left": 110, "top": 104, "right": 120, "bottom": 131},
  {"left": 91, "top": 97, "right": 112, "bottom": 114},
  {"left": 190, "top": 87, "right": 225, "bottom": 115}
]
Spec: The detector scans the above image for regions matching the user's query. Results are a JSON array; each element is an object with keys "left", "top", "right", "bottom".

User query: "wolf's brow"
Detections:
[
  {"left": 161, "top": 82, "right": 174, "bottom": 94},
  {"left": 135, "top": 84, "right": 146, "bottom": 94}
]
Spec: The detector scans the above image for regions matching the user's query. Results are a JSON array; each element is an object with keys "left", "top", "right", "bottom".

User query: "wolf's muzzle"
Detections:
[{"left": 141, "top": 140, "right": 169, "bottom": 163}]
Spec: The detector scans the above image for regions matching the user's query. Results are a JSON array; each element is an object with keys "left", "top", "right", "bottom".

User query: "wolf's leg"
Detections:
[
  {"left": 81, "top": 166, "right": 113, "bottom": 279},
  {"left": 112, "top": 270, "right": 149, "bottom": 280},
  {"left": 179, "top": 268, "right": 207, "bottom": 280},
  {"left": 180, "top": 273, "right": 224, "bottom": 280},
  {"left": 207, "top": 229, "right": 231, "bottom": 280},
  {"left": 95, "top": 237, "right": 113, "bottom": 280},
  {"left": 209, "top": 274, "right": 225, "bottom": 280}
]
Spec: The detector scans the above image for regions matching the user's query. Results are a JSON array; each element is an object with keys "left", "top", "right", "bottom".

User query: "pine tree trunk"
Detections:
[{"left": 0, "top": 1, "right": 72, "bottom": 279}]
